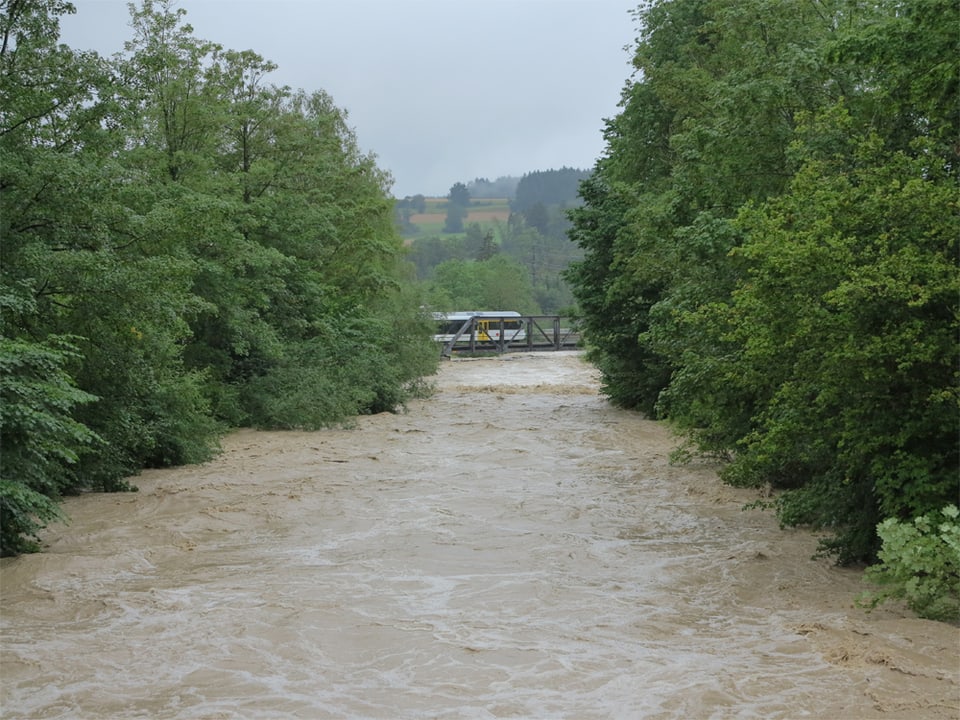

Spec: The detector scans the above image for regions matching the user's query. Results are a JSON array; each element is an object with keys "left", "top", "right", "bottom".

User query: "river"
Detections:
[{"left": 1, "top": 352, "right": 957, "bottom": 719}]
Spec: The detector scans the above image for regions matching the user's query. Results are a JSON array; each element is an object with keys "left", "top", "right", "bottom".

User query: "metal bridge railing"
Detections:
[{"left": 440, "top": 315, "right": 579, "bottom": 357}]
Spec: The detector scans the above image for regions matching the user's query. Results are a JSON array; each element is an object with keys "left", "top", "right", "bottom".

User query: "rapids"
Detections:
[{"left": 1, "top": 352, "right": 957, "bottom": 719}]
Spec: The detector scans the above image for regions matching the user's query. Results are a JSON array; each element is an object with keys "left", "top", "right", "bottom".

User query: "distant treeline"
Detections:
[
  {"left": 511, "top": 167, "right": 590, "bottom": 213},
  {"left": 0, "top": 1, "right": 439, "bottom": 554},
  {"left": 467, "top": 176, "right": 520, "bottom": 199},
  {"left": 564, "top": 0, "right": 958, "bottom": 619}
]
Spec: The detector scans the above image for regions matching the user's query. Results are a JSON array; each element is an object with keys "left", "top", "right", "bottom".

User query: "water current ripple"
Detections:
[{"left": 1, "top": 353, "right": 957, "bottom": 719}]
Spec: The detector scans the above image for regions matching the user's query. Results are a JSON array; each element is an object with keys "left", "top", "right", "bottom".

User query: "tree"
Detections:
[
  {"left": 448, "top": 181, "right": 470, "bottom": 207},
  {"left": 1, "top": 0, "right": 220, "bottom": 490},
  {"left": 716, "top": 114, "right": 959, "bottom": 561},
  {"left": 477, "top": 255, "right": 537, "bottom": 312},
  {"left": 463, "top": 222, "right": 486, "bottom": 259},
  {"left": 120, "top": 0, "right": 224, "bottom": 183},
  {"left": 566, "top": 0, "right": 959, "bottom": 564},
  {"left": 0, "top": 0, "right": 439, "bottom": 553},
  {"left": 0, "top": 288, "right": 101, "bottom": 555},
  {"left": 427, "top": 256, "right": 538, "bottom": 314},
  {"left": 395, "top": 198, "right": 415, "bottom": 233},
  {"left": 407, "top": 235, "right": 468, "bottom": 279},
  {"left": 566, "top": 177, "right": 671, "bottom": 413},
  {"left": 443, "top": 204, "right": 467, "bottom": 233},
  {"left": 477, "top": 230, "right": 498, "bottom": 262},
  {"left": 443, "top": 181, "right": 470, "bottom": 233}
]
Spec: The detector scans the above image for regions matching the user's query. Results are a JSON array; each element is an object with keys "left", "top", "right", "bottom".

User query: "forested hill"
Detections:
[
  {"left": 565, "top": 0, "right": 958, "bottom": 620},
  {"left": 0, "top": 1, "right": 439, "bottom": 554}
]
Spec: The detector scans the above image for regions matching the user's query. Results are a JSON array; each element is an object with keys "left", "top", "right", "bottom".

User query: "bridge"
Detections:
[{"left": 438, "top": 314, "right": 580, "bottom": 357}]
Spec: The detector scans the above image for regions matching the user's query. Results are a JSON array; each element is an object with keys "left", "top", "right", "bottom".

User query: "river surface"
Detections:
[{"left": 1, "top": 352, "right": 957, "bottom": 719}]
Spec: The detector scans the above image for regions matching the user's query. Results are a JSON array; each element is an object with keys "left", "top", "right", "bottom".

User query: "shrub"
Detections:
[
  {"left": 859, "top": 505, "right": 960, "bottom": 622},
  {"left": 0, "top": 335, "right": 101, "bottom": 554}
]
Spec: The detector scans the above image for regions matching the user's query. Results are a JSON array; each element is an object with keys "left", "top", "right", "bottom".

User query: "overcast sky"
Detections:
[{"left": 59, "top": 0, "right": 639, "bottom": 198}]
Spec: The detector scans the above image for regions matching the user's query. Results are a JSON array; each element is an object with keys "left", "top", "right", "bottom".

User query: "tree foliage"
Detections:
[
  {"left": 426, "top": 255, "right": 538, "bottom": 314},
  {"left": 443, "top": 182, "right": 470, "bottom": 233},
  {"left": 860, "top": 505, "right": 960, "bottom": 623},
  {"left": 566, "top": 0, "right": 959, "bottom": 567},
  {"left": 0, "top": 0, "right": 438, "bottom": 554},
  {"left": 0, "top": 296, "right": 101, "bottom": 553}
]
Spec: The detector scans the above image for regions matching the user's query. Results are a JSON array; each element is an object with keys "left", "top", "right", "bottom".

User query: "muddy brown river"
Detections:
[{"left": 1, "top": 352, "right": 957, "bottom": 719}]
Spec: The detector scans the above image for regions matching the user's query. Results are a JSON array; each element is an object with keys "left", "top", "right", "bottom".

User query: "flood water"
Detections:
[{"left": 1, "top": 352, "right": 957, "bottom": 719}]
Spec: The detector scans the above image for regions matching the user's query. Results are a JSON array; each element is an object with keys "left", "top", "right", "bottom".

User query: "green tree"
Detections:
[
  {"left": 0, "top": 333, "right": 99, "bottom": 555},
  {"left": 0, "top": 0, "right": 438, "bottom": 553},
  {"left": 117, "top": 1, "right": 435, "bottom": 430},
  {"left": 1, "top": 0, "right": 220, "bottom": 491},
  {"left": 477, "top": 230, "right": 498, "bottom": 262},
  {"left": 443, "top": 206, "right": 467, "bottom": 234},
  {"left": 448, "top": 181, "right": 470, "bottom": 207},
  {"left": 407, "top": 235, "right": 468, "bottom": 279},
  {"left": 120, "top": 0, "right": 224, "bottom": 183},
  {"left": 567, "top": 0, "right": 959, "bottom": 566},
  {"left": 716, "top": 116, "right": 959, "bottom": 561},
  {"left": 0, "top": 288, "right": 102, "bottom": 555},
  {"left": 476, "top": 255, "right": 537, "bottom": 313},
  {"left": 443, "top": 181, "right": 470, "bottom": 233},
  {"left": 428, "top": 256, "right": 538, "bottom": 314},
  {"left": 566, "top": 177, "right": 671, "bottom": 413}
]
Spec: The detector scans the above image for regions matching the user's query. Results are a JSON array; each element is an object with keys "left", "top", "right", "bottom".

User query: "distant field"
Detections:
[
  {"left": 408, "top": 208, "right": 510, "bottom": 224},
  {"left": 405, "top": 197, "right": 511, "bottom": 238}
]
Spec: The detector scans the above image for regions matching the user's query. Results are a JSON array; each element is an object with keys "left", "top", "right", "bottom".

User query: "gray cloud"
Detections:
[{"left": 59, "top": 0, "right": 637, "bottom": 197}]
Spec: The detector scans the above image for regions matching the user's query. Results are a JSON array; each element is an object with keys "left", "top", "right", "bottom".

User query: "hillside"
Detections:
[{"left": 401, "top": 197, "right": 512, "bottom": 241}]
